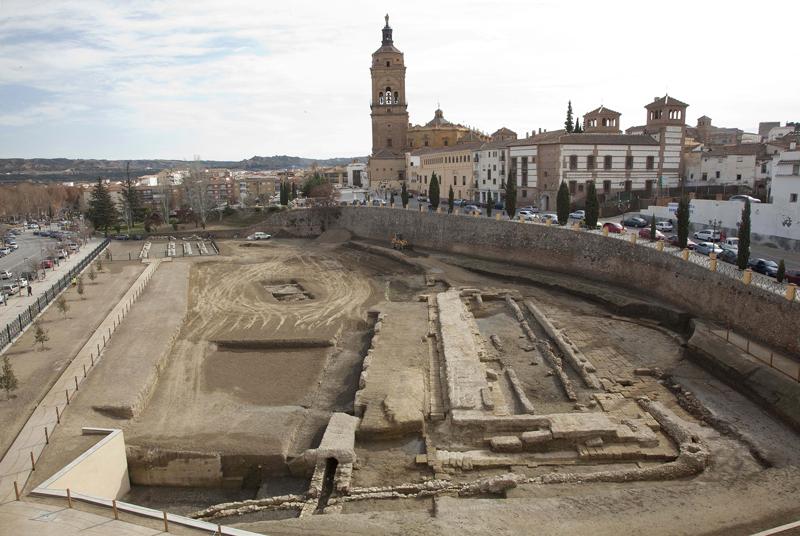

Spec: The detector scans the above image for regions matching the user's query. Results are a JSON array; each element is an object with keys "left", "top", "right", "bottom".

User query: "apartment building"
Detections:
[{"left": 411, "top": 142, "right": 482, "bottom": 201}]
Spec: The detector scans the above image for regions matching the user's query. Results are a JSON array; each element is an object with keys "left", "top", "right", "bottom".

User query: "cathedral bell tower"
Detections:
[{"left": 370, "top": 14, "right": 408, "bottom": 156}]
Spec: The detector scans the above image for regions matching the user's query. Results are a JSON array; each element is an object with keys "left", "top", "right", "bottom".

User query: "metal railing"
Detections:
[
  {"left": 709, "top": 327, "right": 800, "bottom": 383},
  {"left": 0, "top": 239, "right": 110, "bottom": 350}
]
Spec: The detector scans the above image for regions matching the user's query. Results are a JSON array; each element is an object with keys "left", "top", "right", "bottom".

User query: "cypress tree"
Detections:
[
  {"left": 777, "top": 259, "right": 786, "bottom": 282},
  {"left": 574, "top": 118, "right": 583, "bottom": 133},
  {"left": 87, "top": 178, "right": 118, "bottom": 236},
  {"left": 291, "top": 182, "right": 297, "bottom": 200},
  {"left": 505, "top": 169, "right": 517, "bottom": 219},
  {"left": 448, "top": 185, "right": 455, "bottom": 213},
  {"left": 401, "top": 182, "right": 409, "bottom": 208},
  {"left": 676, "top": 196, "right": 690, "bottom": 249},
  {"left": 429, "top": 172, "right": 440, "bottom": 209},
  {"left": 486, "top": 192, "right": 493, "bottom": 217},
  {"left": 556, "top": 181, "right": 570, "bottom": 225},
  {"left": 737, "top": 200, "right": 751, "bottom": 270},
  {"left": 585, "top": 181, "right": 598, "bottom": 228},
  {"left": 390, "top": 191, "right": 396, "bottom": 206},
  {"left": 650, "top": 214, "right": 657, "bottom": 241},
  {"left": 564, "top": 100, "right": 574, "bottom": 133}
]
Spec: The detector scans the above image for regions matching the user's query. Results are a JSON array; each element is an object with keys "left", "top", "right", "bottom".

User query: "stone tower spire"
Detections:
[
  {"left": 370, "top": 15, "right": 408, "bottom": 156},
  {"left": 382, "top": 13, "right": 393, "bottom": 45}
]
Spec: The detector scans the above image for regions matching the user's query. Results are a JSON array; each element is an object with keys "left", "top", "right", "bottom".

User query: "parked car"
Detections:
[
  {"left": 655, "top": 221, "right": 674, "bottom": 232},
  {"left": 720, "top": 237, "right": 739, "bottom": 251},
  {"left": 718, "top": 249, "right": 738, "bottom": 264},
  {"left": 246, "top": 232, "right": 272, "bottom": 241},
  {"left": 519, "top": 205, "right": 539, "bottom": 214},
  {"left": 785, "top": 270, "right": 800, "bottom": 284},
  {"left": 1, "top": 282, "right": 19, "bottom": 295},
  {"left": 729, "top": 195, "right": 761, "bottom": 203},
  {"left": 602, "top": 222, "right": 624, "bottom": 234},
  {"left": 0, "top": 270, "right": 12, "bottom": 279},
  {"left": 569, "top": 209, "right": 585, "bottom": 220},
  {"left": 520, "top": 212, "right": 539, "bottom": 222},
  {"left": 417, "top": 195, "right": 429, "bottom": 203},
  {"left": 112, "top": 234, "right": 130, "bottom": 240},
  {"left": 453, "top": 199, "right": 466, "bottom": 207},
  {"left": 518, "top": 209, "right": 537, "bottom": 218},
  {"left": 16, "top": 277, "right": 28, "bottom": 288},
  {"left": 693, "top": 229, "right": 722, "bottom": 242},
  {"left": 622, "top": 217, "right": 648, "bottom": 228},
  {"left": 696, "top": 242, "right": 724, "bottom": 256},
  {"left": 540, "top": 213, "right": 559, "bottom": 224},
  {"left": 371, "top": 199, "right": 387, "bottom": 207},
  {"left": 638, "top": 228, "right": 666, "bottom": 241},
  {"left": 0, "top": 247, "right": 11, "bottom": 255},
  {"left": 56, "top": 249, "right": 67, "bottom": 259},
  {"left": 41, "top": 259, "right": 54, "bottom": 269},
  {"left": 748, "top": 258, "right": 779, "bottom": 277}
]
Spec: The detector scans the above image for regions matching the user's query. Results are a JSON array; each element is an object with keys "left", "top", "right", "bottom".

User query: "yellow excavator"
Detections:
[{"left": 391, "top": 233, "right": 409, "bottom": 251}]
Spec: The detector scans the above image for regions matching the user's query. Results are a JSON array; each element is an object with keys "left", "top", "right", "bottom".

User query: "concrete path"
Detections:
[
  {"left": 0, "top": 500, "right": 164, "bottom": 535},
  {"left": 0, "top": 259, "right": 163, "bottom": 504},
  {"left": 0, "top": 237, "right": 103, "bottom": 338}
]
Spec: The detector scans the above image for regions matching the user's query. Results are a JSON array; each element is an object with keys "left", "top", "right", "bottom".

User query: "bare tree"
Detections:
[{"left": 182, "top": 165, "right": 212, "bottom": 229}]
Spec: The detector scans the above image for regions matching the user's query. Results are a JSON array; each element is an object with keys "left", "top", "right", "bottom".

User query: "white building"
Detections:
[
  {"left": 345, "top": 162, "right": 368, "bottom": 188},
  {"left": 770, "top": 142, "right": 800, "bottom": 207},
  {"left": 685, "top": 144, "right": 762, "bottom": 189},
  {"left": 475, "top": 140, "right": 511, "bottom": 205}
]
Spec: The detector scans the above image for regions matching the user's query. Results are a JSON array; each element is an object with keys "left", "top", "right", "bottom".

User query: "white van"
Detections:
[
  {"left": 246, "top": 232, "right": 272, "bottom": 241},
  {"left": 721, "top": 237, "right": 739, "bottom": 251}
]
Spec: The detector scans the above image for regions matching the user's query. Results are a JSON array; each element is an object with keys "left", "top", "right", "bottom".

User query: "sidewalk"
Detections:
[
  {"left": 0, "top": 259, "right": 162, "bottom": 505},
  {"left": 0, "top": 238, "right": 103, "bottom": 331}
]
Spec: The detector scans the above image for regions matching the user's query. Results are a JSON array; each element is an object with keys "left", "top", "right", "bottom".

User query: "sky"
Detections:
[{"left": 0, "top": 0, "right": 798, "bottom": 161}]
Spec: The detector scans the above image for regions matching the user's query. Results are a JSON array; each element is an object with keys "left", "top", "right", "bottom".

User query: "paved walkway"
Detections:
[
  {"left": 0, "top": 238, "right": 103, "bottom": 333},
  {"left": 0, "top": 500, "right": 166, "bottom": 535},
  {"left": 0, "top": 259, "right": 162, "bottom": 504}
]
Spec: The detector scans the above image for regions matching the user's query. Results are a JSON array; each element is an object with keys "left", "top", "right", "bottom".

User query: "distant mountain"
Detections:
[{"left": 0, "top": 155, "right": 367, "bottom": 182}]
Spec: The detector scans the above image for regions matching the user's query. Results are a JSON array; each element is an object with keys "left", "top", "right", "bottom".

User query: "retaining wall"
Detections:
[{"left": 252, "top": 207, "right": 798, "bottom": 355}]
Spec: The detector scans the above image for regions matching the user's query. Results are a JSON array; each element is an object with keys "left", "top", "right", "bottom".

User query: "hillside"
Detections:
[{"left": 0, "top": 155, "right": 367, "bottom": 182}]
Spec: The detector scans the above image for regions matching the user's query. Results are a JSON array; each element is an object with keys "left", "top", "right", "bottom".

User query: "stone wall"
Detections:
[{"left": 327, "top": 207, "right": 800, "bottom": 355}]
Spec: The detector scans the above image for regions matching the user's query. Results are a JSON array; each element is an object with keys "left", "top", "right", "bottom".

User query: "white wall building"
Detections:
[
  {"left": 685, "top": 144, "right": 761, "bottom": 188},
  {"left": 770, "top": 144, "right": 800, "bottom": 207},
  {"left": 475, "top": 140, "right": 510, "bottom": 204},
  {"left": 345, "top": 162, "right": 368, "bottom": 188}
]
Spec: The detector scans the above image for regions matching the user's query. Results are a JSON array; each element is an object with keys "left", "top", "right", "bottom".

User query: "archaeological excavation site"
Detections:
[{"left": 8, "top": 207, "right": 800, "bottom": 535}]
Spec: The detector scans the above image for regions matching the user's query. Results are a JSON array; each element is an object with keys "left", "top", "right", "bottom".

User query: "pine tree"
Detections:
[
  {"left": 448, "top": 185, "right": 455, "bottom": 213},
  {"left": 585, "top": 181, "right": 599, "bottom": 228},
  {"left": 564, "top": 100, "right": 574, "bottom": 133},
  {"left": 574, "top": 118, "right": 583, "bottom": 133},
  {"left": 737, "top": 200, "right": 751, "bottom": 270},
  {"left": 0, "top": 356, "right": 18, "bottom": 399},
  {"left": 429, "top": 172, "right": 440, "bottom": 209},
  {"left": 87, "top": 178, "right": 118, "bottom": 236},
  {"left": 401, "top": 182, "right": 409, "bottom": 208},
  {"left": 505, "top": 169, "right": 517, "bottom": 219},
  {"left": 677, "top": 196, "right": 690, "bottom": 249},
  {"left": 777, "top": 259, "right": 786, "bottom": 282},
  {"left": 650, "top": 214, "right": 657, "bottom": 241},
  {"left": 34, "top": 322, "right": 48, "bottom": 350},
  {"left": 557, "top": 181, "right": 570, "bottom": 225},
  {"left": 486, "top": 192, "right": 493, "bottom": 217}
]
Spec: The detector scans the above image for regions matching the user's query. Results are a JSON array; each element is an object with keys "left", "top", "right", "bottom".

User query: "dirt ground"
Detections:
[
  {"left": 0, "top": 261, "right": 144, "bottom": 458},
  {"left": 19, "top": 235, "right": 800, "bottom": 535}
]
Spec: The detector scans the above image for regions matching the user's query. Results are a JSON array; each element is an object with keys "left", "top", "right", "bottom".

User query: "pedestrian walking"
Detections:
[
  {"left": 27, "top": 285, "right": 32, "bottom": 296},
  {"left": 1, "top": 293, "right": 6, "bottom": 306}
]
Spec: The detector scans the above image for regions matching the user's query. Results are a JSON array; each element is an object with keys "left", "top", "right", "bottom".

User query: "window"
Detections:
[
  {"left": 378, "top": 92, "right": 384, "bottom": 105},
  {"left": 736, "top": 174, "right": 742, "bottom": 181},
  {"left": 569, "top": 180, "right": 577, "bottom": 194},
  {"left": 646, "top": 156, "right": 655, "bottom": 170},
  {"left": 443, "top": 138, "right": 449, "bottom": 146},
  {"left": 453, "top": 176, "right": 457, "bottom": 185},
  {"left": 569, "top": 155, "right": 578, "bottom": 170},
  {"left": 702, "top": 172, "right": 708, "bottom": 181},
  {"left": 386, "top": 61, "right": 390, "bottom": 67},
  {"left": 715, "top": 171, "right": 720, "bottom": 179},
  {"left": 462, "top": 176, "right": 466, "bottom": 186},
  {"left": 387, "top": 138, "right": 392, "bottom": 147},
  {"left": 625, "top": 156, "right": 633, "bottom": 170},
  {"left": 493, "top": 164, "right": 496, "bottom": 171},
  {"left": 794, "top": 164, "right": 800, "bottom": 175},
  {"left": 522, "top": 190, "right": 527, "bottom": 198},
  {"left": 791, "top": 193, "right": 798, "bottom": 203},
  {"left": 385, "top": 87, "right": 393, "bottom": 104},
  {"left": 603, "top": 180, "right": 611, "bottom": 194},
  {"left": 624, "top": 180, "right": 632, "bottom": 192},
  {"left": 645, "top": 180, "right": 653, "bottom": 195},
  {"left": 578, "top": 183, "right": 584, "bottom": 192},
  {"left": 587, "top": 156, "right": 595, "bottom": 170},
  {"left": 761, "top": 163, "right": 767, "bottom": 173},
  {"left": 394, "top": 91, "right": 399, "bottom": 103},
  {"left": 521, "top": 157, "right": 528, "bottom": 187},
  {"left": 604, "top": 155, "right": 612, "bottom": 170}
]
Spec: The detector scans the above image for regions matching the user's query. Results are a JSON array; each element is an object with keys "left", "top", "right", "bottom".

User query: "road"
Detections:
[
  {"left": 0, "top": 228, "right": 63, "bottom": 279},
  {"left": 0, "top": 228, "right": 101, "bottom": 329}
]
